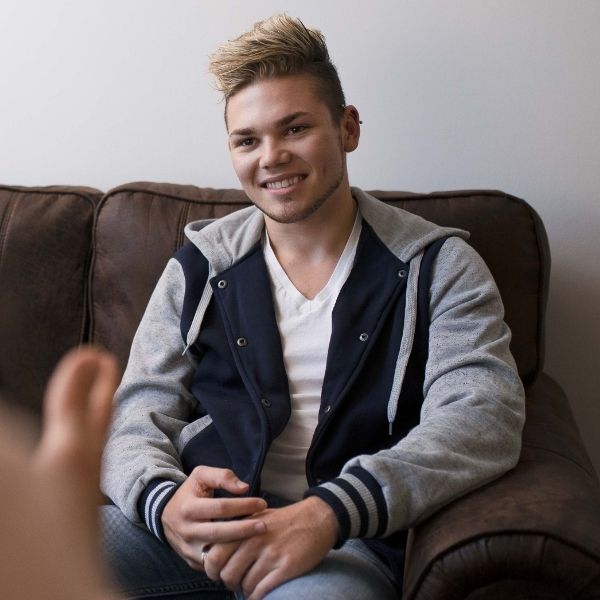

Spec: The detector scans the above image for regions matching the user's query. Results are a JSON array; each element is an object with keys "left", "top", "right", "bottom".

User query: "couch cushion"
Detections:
[
  {"left": 90, "top": 183, "right": 548, "bottom": 383},
  {"left": 0, "top": 185, "right": 101, "bottom": 414}
]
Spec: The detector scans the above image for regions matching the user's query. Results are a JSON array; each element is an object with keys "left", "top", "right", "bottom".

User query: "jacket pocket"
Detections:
[{"left": 178, "top": 414, "right": 213, "bottom": 454}]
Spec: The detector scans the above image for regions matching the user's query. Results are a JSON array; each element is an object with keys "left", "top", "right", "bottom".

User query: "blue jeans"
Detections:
[{"left": 101, "top": 505, "right": 399, "bottom": 600}]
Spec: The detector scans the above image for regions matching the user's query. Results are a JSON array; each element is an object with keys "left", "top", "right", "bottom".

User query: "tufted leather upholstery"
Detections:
[{"left": 1, "top": 181, "right": 598, "bottom": 598}]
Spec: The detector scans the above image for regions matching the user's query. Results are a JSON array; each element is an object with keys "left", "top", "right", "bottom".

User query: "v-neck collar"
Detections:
[{"left": 263, "top": 211, "right": 362, "bottom": 310}]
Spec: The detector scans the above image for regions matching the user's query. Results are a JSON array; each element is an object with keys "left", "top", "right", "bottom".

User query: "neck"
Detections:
[{"left": 265, "top": 186, "right": 357, "bottom": 263}]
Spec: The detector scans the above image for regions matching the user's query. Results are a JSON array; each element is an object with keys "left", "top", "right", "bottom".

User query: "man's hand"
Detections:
[
  {"left": 205, "top": 496, "right": 338, "bottom": 600},
  {"left": 161, "top": 466, "right": 268, "bottom": 569}
]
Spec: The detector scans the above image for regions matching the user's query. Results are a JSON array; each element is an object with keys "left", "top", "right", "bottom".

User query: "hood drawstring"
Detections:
[
  {"left": 387, "top": 251, "right": 423, "bottom": 435},
  {"left": 182, "top": 270, "right": 215, "bottom": 356}
]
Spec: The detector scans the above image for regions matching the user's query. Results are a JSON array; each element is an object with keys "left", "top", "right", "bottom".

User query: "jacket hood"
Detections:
[
  {"left": 183, "top": 188, "right": 469, "bottom": 272},
  {"left": 351, "top": 188, "right": 469, "bottom": 261}
]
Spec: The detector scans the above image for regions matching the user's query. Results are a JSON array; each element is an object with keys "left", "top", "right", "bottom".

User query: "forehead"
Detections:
[{"left": 226, "top": 74, "right": 330, "bottom": 132}]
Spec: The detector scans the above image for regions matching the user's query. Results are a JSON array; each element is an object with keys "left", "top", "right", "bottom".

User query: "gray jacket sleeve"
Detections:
[
  {"left": 101, "top": 258, "right": 195, "bottom": 524},
  {"left": 306, "top": 237, "right": 525, "bottom": 541}
]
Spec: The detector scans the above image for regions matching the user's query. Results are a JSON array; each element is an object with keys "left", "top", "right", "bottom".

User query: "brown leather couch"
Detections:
[{"left": 1, "top": 182, "right": 599, "bottom": 598}]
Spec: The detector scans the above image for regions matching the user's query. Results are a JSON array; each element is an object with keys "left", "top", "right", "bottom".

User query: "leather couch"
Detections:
[{"left": 1, "top": 182, "right": 599, "bottom": 598}]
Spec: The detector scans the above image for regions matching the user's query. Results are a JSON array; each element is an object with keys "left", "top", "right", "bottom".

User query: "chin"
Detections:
[{"left": 265, "top": 200, "right": 328, "bottom": 225}]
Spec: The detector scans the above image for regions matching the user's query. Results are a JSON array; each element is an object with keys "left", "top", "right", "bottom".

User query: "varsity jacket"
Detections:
[{"left": 101, "top": 188, "right": 525, "bottom": 583}]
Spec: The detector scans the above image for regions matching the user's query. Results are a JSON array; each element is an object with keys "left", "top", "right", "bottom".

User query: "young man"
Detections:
[{"left": 101, "top": 14, "right": 525, "bottom": 600}]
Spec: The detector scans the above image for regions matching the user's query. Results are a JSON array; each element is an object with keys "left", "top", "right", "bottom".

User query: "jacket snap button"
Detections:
[
  {"left": 398, "top": 269, "right": 407, "bottom": 278},
  {"left": 236, "top": 337, "right": 248, "bottom": 347},
  {"left": 217, "top": 279, "right": 227, "bottom": 289},
  {"left": 324, "top": 405, "right": 332, "bottom": 413},
  {"left": 261, "top": 398, "right": 271, "bottom": 408},
  {"left": 359, "top": 333, "right": 369, "bottom": 342},
  {"left": 316, "top": 478, "right": 323, "bottom": 484}
]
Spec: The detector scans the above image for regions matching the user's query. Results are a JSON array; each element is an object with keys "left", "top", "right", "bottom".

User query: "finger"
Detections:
[
  {"left": 181, "top": 496, "right": 267, "bottom": 521},
  {"left": 182, "top": 554, "right": 204, "bottom": 571},
  {"left": 43, "top": 348, "right": 100, "bottom": 427},
  {"left": 37, "top": 349, "right": 103, "bottom": 464},
  {"left": 38, "top": 347, "right": 119, "bottom": 464},
  {"left": 86, "top": 350, "right": 120, "bottom": 442},
  {"left": 190, "top": 518, "right": 266, "bottom": 544},
  {"left": 241, "top": 552, "right": 280, "bottom": 600},
  {"left": 203, "top": 541, "right": 239, "bottom": 581},
  {"left": 247, "top": 568, "right": 287, "bottom": 600},
  {"left": 42, "top": 347, "right": 118, "bottom": 428},
  {"left": 219, "top": 540, "right": 260, "bottom": 593},
  {"left": 189, "top": 466, "right": 252, "bottom": 496}
]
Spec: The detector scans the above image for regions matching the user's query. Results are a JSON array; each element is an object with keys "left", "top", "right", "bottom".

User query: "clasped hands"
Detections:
[{"left": 161, "top": 466, "right": 338, "bottom": 600}]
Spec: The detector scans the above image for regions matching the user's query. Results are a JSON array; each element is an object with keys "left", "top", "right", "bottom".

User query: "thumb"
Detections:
[{"left": 189, "top": 466, "right": 250, "bottom": 496}]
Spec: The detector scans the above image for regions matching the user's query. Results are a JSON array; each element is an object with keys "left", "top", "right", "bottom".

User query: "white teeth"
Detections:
[{"left": 265, "top": 175, "right": 303, "bottom": 189}]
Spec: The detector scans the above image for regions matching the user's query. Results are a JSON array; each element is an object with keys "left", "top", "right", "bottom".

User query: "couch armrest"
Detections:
[{"left": 402, "top": 373, "right": 600, "bottom": 599}]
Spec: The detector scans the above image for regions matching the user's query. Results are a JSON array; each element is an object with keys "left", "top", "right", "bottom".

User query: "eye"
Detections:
[
  {"left": 237, "top": 137, "right": 255, "bottom": 148},
  {"left": 286, "top": 125, "right": 307, "bottom": 136}
]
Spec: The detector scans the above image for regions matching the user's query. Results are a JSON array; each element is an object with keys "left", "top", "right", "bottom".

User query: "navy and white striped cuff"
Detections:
[
  {"left": 138, "top": 479, "right": 180, "bottom": 543},
  {"left": 304, "top": 466, "right": 388, "bottom": 547}
]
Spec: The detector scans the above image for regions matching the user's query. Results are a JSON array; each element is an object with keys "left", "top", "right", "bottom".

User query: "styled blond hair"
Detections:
[{"left": 209, "top": 14, "right": 346, "bottom": 122}]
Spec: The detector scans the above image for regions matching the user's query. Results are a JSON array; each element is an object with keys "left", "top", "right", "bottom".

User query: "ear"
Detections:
[{"left": 341, "top": 105, "right": 361, "bottom": 153}]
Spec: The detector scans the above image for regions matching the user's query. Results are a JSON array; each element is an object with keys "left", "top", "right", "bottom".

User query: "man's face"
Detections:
[{"left": 226, "top": 74, "right": 355, "bottom": 225}]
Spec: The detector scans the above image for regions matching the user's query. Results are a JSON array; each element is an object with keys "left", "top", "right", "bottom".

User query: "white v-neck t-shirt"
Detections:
[{"left": 260, "top": 212, "right": 362, "bottom": 500}]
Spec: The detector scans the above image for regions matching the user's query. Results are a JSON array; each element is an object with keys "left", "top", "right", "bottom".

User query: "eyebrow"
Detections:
[{"left": 228, "top": 111, "right": 311, "bottom": 138}]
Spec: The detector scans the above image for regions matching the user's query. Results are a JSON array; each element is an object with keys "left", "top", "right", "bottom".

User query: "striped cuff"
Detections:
[
  {"left": 304, "top": 466, "right": 388, "bottom": 547},
  {"left": 137, "top": 479, "right": 180, "bottom": 543}
]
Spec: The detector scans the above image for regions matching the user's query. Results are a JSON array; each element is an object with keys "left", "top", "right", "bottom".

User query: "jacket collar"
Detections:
[{"left": 183, "top": 188, "right": 468, "bottom": 273}]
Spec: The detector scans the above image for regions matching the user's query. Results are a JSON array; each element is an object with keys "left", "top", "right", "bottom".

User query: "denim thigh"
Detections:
[
  {"left": 239, "top": 538, "right": 399, "bottom": 600},
  {"left": 101, "top": 505, "right": 233, "bottom": 599},
  {"left": 102, "top": 505, "right": 399, "bottom": 600}
]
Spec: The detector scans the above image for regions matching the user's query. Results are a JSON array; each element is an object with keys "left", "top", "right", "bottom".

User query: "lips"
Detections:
[{"left": 262, "top": 175, "right": 306, "bottom": 190}]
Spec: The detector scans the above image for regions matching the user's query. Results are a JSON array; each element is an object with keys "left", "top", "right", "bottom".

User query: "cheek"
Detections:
[
  {"left": 230, "top": 155, "right": 252, "bottom": 183},
  {"left": 317, "top": 141, "right": 343, "bottom": 175}
]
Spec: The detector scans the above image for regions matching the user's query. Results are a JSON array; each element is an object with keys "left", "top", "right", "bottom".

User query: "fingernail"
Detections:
[
  {"left": 254, "top": 521, "right": 266, "bottom": 533},
  {"left": 236, "top": 480, "right": 248, "bottom": 489}
]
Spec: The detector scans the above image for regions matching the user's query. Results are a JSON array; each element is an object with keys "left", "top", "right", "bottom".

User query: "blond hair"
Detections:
[{"left": 209, "top": 14, "right": 346, "bottom": 122}]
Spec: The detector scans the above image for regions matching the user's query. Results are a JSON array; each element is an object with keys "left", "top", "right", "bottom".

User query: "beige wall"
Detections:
[{"left": 1, "top": 0, "right": 599, "bottom": 472}]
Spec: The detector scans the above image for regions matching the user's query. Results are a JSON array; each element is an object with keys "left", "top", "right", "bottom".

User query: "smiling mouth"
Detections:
[{"left": 262, "top": 175, "right": 306, "bottom": 190}]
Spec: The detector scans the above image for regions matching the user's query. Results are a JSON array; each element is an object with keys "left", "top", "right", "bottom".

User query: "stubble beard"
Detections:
[{"left": 256, "top": 166, "right": 345, "bottom": 225}]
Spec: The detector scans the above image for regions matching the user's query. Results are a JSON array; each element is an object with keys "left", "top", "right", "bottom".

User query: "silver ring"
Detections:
[{"left": 200, "top": 550, "right": 209, "bottom": 570}]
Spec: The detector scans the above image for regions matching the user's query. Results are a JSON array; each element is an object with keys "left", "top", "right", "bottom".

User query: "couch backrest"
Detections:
[
  {"left": 89, "top": 183, "right": 549, "bottom": 386},
  {"left": 0, "top": 185, "right": 101, "bottom": 413},
  {"left": 0, "top": 182, "right": 549, "bottom": 413}
]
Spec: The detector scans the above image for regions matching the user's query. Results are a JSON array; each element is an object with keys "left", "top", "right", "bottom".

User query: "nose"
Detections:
[{"left": 259, "top": 137, "right": 291, "bottom": 169}]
